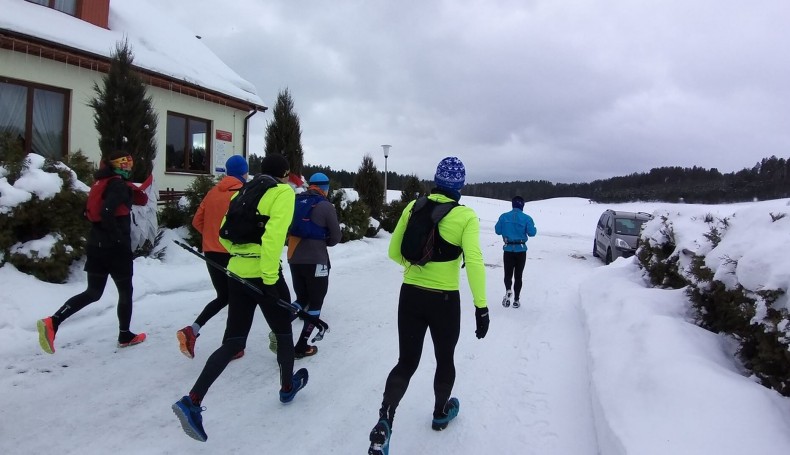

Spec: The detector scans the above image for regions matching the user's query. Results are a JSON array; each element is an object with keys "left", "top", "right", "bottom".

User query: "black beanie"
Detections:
[{"left": 260, "top": 154, "right": 290, "bottom": 178}]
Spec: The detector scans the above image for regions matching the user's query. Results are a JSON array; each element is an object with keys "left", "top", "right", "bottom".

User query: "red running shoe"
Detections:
[
  {"left": 118, "top": 332, "right": 146, "bottom": 348},
  {"left": 37, "top": 317, "right": 56, "bottom": 354},
  {"left": 231, "top": 349, "right": 245, "bottom": 360},
  {"left": 177, "top": 326, "right": 197, "bottom": 359}
]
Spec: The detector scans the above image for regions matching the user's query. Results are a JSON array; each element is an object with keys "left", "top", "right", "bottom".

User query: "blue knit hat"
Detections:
[
  {"left": 512, "top": 196, "right": 525, "bottom": 210},
  {"left": 434, "top": 156, "right": 465, "bottom": 190},
  {"left": 309, "top": 172, "right": 330, "bottom": 192},
  {"left": 225, "top": 155, "right": 248, "bottom": 180}
]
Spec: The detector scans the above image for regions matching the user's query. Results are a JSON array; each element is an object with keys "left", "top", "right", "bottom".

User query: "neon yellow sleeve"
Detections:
[
  {"left": 258, "top": 185, "right": 295, "bottom": 285},
  {"left": 461, "top": 214, "right": 487, "bottom": 308}
]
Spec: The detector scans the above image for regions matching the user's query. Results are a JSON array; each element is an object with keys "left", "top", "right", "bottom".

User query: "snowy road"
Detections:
[{"left": 0, "top": 197, "right": 606, "bottom": 454}]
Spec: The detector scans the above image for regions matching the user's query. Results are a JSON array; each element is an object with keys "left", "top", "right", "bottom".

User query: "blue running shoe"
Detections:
[
  {"left": 172, "top": 396, "right": 207, "bottom": 442},
  {"left": 368, "top": 419, "right": 391, "bottom": 455},
  {"left": 431, "top": 397, "right": 460, "bottom": 431},
  {"left": 279, "top": 368, "right": 309, "bottom": 403}
]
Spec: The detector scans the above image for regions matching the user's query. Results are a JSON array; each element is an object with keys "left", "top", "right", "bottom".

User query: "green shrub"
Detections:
[
  {"left": 0, "top": 142, "right": 89, "bottom": 283},
  {"left": 635, "top": 215, "right": 685, "bottom": 289},
  {"left": 330, "top": 190, "right": 370, "bottom": 243},
  {"left": 641, "top": 210, "right": 790, "bottom": 397},
  {"left": 61, "top": 150, "right": 96, "bottom": 186}
]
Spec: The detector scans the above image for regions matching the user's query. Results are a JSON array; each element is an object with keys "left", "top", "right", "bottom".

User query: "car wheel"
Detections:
[
  {"left": 606, "top": 248, "right": 613, "bottom": 265},
  {"left": 592, "top": 239, "right": 599, "bottom": 258}
]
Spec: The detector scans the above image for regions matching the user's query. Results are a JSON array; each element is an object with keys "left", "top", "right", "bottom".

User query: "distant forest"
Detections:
[{"left": 304, "top": 155, "right": 790, "bottom": 204}]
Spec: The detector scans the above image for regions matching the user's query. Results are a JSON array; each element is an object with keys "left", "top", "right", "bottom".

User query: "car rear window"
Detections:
[{"left": 615, "top": 218, "right": 645, "bottom": 236}]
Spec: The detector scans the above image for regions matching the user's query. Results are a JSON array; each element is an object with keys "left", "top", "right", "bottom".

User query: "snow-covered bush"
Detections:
[
  {"left": 636, "top": 205, "right": 790, "bottom": 395},
  {"left": 0, "top": 144, "right": 90, "bottom": 283},
  {"left": 330, "top": 188, "right": 370, "bottom": 242}
]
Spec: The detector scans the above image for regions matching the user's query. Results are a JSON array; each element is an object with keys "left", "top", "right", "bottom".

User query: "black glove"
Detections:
[{"left": 475, "top": 307, "right": 489, "bottom": 339}]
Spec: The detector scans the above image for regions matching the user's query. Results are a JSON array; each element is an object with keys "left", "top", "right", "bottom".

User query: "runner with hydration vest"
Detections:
[
  {"left": 285, "top": 172, "right": 342, "bottom": 358},
  {"left": 368, "top": 156, "right": 489, "bottom": 455},
  {"left": 172, "top": 154, "right": 308, "bottom": 443},
  {"left": 37, "top": 150, "right": 150, "bottom": 354}
]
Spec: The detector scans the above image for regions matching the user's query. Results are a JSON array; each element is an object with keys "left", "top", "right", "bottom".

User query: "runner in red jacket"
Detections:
[{"left": 37, "top": 150, "right": 149, "bottom": 353}]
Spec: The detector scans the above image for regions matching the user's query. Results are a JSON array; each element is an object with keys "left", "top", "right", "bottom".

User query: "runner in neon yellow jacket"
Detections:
[
  {"left": 173, "top": 154, "right": 308, "bottom": 443},
  {"left": 218, "top": 181, "right": 295, "bottom": 284},
  {"left": 369, "top": 156, "right": 489, "bottom": 455},
  {"left": 388, "top": 193, "right": 487, "bottom": 308}
]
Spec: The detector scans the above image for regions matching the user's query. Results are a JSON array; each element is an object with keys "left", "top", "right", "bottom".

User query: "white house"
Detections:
[{"left": 0, "top": 0, "right": 267, "bottom": 192}]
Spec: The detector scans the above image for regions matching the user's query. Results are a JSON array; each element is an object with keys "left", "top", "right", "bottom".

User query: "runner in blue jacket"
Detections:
[{"left": 494, "top": 196, "right": 536, "bottom": 308}]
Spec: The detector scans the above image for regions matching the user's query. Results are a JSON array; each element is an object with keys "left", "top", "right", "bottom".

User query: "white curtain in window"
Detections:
[
  {"left": 31, "top": 89, "right": 65, "bottom": 159},
  {"left": 0, "top": 82, "right": 27, "bottom": 141},
  {"left": 53, "top": 0, "right": 76, "bottom": 15}
]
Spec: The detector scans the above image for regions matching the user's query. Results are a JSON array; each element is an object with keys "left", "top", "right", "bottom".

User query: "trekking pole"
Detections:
[{"left": 173, "top": 239, "right": 329, "bottom": 342}]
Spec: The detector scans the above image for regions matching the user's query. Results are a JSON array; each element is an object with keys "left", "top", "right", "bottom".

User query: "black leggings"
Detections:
[
  {"left": 191, "top": 272, "right": 294, "bottom": 398},
  {"left": 289, "top": 263, "right": 329, "bottom": 349},
  {"left": 382, "top": 284, "right": 460, "bottom": 418},
  {"left": 193, "top": 252, "right": 231, "bottom": 330},
  {"left": 53, "top": 272, "right": 133, "bottom": 332},
  {"left": 503, "top": 251, "right": 527, "bottom": 300}
]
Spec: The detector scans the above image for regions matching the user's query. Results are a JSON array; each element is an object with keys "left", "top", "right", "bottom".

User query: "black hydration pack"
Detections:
[
  {"left": 400, "top": 196, "right": 461, "bottom": 266},
  {"left": 219, "top": 175, "right": 279, "bottom": 245}
]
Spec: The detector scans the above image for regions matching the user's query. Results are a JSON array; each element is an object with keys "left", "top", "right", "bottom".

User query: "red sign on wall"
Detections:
[{"left": 216, "top": 130, "right": 232, "bottom": 142}]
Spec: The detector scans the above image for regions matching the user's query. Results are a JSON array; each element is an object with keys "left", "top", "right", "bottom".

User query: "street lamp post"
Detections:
[{"left": 381, "top": 144, "right": 391, "bottom": 204}]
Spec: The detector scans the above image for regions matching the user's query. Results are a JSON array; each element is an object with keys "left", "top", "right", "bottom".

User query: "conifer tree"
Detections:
[
  {"left": 89, "top": 39, "right": 157, "bottom": 182},
  {"left": 264, "top": 88, "right": 304, "bottom": 176},
  {"left": 248, "top": 153, "right": 263, "bottom": 175},
  {"left": 354, "top": 153, "right": 384, "bottom": 218},
  {"left": 89, "top": 39, "right": 158, "bottom": 255},
  {"left": 400, "top": 175, "right": 426, "bottom": 202}
]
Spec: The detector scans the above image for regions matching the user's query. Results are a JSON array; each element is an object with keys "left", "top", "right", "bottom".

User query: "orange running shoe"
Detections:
[
  {"left": 118, "top": 332, "right": 146, "bottom": 348},
  {"left": 294, "top": 345, "right": 318, "bottom": 359},
  {"left": 37, "top": 317, "right": 56, "bottom": 354},
  {"left": 177, "top": 326, "right": 197, "bottom": 359}
]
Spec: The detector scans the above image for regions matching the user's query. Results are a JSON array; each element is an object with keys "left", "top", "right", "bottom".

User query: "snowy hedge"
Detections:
[
  {"left": 0, "top": 152, "right": 90, "bottom": 283},
  {"left": 636, "top": 204, "right": 790, "bottom": 395}
]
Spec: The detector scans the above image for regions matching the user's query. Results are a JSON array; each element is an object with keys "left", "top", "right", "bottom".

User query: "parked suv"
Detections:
[{"left": 593, "top": 210, "right": 653, "bottom": 264}]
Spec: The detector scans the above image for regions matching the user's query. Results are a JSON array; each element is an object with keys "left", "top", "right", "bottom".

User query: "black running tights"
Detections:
[
  {"left": 191, "top": 272, "right": 294, "bottom": 399},
  {"left": 382, "top": 283, "right": 460, "bottom": 419},
  {"left": 289, "top": 263, "right": 329, "bottom": 350},
  {"left": 193, "top": 252, "right": 231, "bottom": 329},
  {"left": 503, "top": 251, "right": 527, "bottom": 300},
  {"left": 53, "top": 272, "right": 133, "bottom": 332}
]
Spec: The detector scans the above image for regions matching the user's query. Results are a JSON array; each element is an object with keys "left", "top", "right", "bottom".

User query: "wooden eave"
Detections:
[{"left": 0, "top": 30, "right": 267, "bottom": 113}]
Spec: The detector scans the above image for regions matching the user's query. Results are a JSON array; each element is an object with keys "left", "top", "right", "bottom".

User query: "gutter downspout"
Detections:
[{"left": 243, "top": 105, "right": 267, "bottom": 159}]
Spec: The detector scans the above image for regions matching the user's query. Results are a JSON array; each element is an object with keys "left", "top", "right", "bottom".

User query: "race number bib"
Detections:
[{"left": 315, "top": 264, "right": 329, "bottom": 277}]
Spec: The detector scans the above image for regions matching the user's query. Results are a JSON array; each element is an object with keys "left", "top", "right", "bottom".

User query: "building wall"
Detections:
[{"left": 0, "top": 48, "right": 251, "bottom": 192}]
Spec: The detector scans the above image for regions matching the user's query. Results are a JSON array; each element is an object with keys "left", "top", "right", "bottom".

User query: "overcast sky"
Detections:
[{"left": 158, "top": 0, "right": 790, "bottom": 184}]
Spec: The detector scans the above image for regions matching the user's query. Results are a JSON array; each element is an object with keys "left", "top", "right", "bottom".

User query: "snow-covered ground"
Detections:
[{"left": 1, "top": 194, "right": 790, "bottom": 454}]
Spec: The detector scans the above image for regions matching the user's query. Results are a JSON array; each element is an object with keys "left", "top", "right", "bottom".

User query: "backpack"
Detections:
[
  {"left": 289, "top": 193, "right": 328, "bottom": 240},
  {"left": 85, "top": 175, "right": 131, "bottom": 222},
  {"left": 219, "top": 174, "right": 279, "bottom": 245},
  {"left": 400, "top": 196, "right": 462, "bottom": 266}
]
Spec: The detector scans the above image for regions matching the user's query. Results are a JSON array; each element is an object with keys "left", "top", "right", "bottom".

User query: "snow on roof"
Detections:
[{"left": 0, "top": 0, "right": 264, "bottom": 108}]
